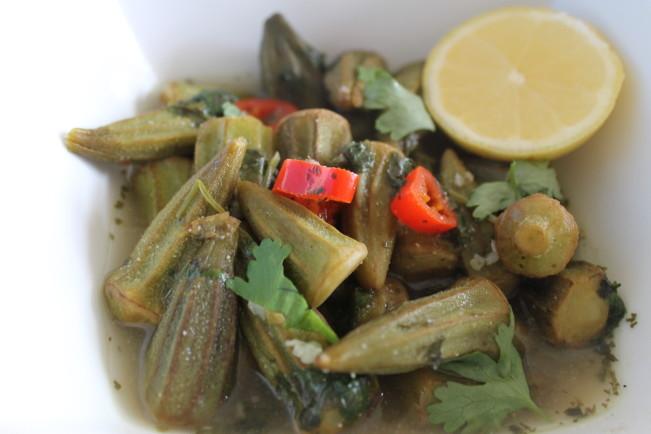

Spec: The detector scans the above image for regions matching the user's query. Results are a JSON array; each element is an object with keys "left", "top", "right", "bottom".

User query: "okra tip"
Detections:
[
  {"left": 65, "top": 127, "right": 114, "bottom": 161},
  {"left": 104, "top": 277, "right": 161, "bottom": 325}
]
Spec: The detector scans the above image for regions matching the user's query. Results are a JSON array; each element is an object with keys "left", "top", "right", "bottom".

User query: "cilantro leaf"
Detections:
[
  {"left": 467, "top": 160, "right": 563, "bottom": 219},
  {"left": 227, "top": 239, "right": 338, "bottom": 343},
  {"left": 427, "top": 311, "right": 543, "bottom": 434},
  {"left": 467, "top": 182, "right": 519, "bottom": 220},
  {"left": 357, "top": 66, "right": 435, "bottom": 140},
  {"left": 508, "top": 160, "right": 563, "bottom": 200},
  {"left": 222, "top": 101, "right": 244, "bottom": 117}
]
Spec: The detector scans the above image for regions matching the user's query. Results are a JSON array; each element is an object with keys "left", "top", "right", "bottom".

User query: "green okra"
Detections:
[
  {"left": 342, "top": 141, "right": 405, "bottom": 290},
  {"left": 241, "top": 307, "right": 379, "bottom": 433},
  {"left": 104, "top": 138, "right": 246, "bottom": 325},
  {"left": 237, "top": 180, "right": 368, "bottom": 308},
  {"left": 144, "top": 213, "right": 239, "bottom": 426},
  {"left": 324, "top": 50, "right": 387, "bottom": 110},
  {"left": 440, "top": 149, "right": 520, "bottom": 297},
  {"left": 132, "top": 156, "right": 193, "bottom": 224},
  {"left": 391, "top": 229, "right": 459, "bottom": 280},
  {"left": 260, "top": 13, "right": 327, "bottom": 108},
  {"left": 65, "top": 90, "right": 236, "bottom": 162},
  {"left": 315, "top": 277, "right": 510, "bottom": 374},
  {"left": 352, "top": 277, "right": 409, "bottom": 328},
  {"left": 194, "top": 116, "right": 273, "bottom": 171},
  {"left": 274, "top": 109, "right": 352, "bottom": 164}
]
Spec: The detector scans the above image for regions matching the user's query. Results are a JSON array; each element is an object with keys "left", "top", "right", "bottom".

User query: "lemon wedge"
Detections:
[{"left": 423, "top": 7, "right": 624, "bottom": 160}]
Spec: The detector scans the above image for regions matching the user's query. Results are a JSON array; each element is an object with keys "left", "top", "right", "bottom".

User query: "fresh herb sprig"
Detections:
[
  {"left": 467, "top": 160, "right": 563, "bottom": 219},
  {"left": 358, "top": 66, "right": 435, "bottom": 140},
  {"left": 227, "top": 239, "right": 338, "bottom": 343},
  {"left": 428, "top": 311, "right": 543, "bottom": 433}
]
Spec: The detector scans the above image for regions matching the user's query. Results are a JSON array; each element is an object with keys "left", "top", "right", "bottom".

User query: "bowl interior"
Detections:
[{"left": 6, "top": 0, "right": 649, "bottom": 432}]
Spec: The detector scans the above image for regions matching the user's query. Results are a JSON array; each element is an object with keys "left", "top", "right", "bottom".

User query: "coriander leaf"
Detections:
[
  {"left": 467, "top": 182, "right": 519, "bottom": 219},
  {"left": 508, "top": 160, "right": 563, "bottom": 200},
  {"left": 427, "top": 311, "right": 542, "bottom": 434},
  {"left": 357, "top": 66, "right": 435, "bottom": 140},
  {"left": 467, "top": 160, "right": 564, "bottom": 219},
  {"left": 222, "top": 101, "right": 244, "bottom": 117},
  {"left": 227, "top": 239, "right": 338, "bottom": 343}
]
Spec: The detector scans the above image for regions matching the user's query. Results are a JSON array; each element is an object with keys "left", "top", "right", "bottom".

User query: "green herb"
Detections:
[
  {"left": 357, "top": 66, "right": 435, "bottom": 140},
  {"left": 466, "top": 182, "right": 519, "bottom": 220},
  {"left": 598, "top": 279, "right": 627, "bottom": 335},
  {"left": 222, "top": 101, "right": 244, "bottom": 117},
  {"left": 386, "top": 153, "right": 415, "bottom": 190},
  {"left": 507, "top": 161, "right": 563, "bottom": 199},
  {"left": 467, "top": 160, "right": 563, "bottom": 219},
  {"left": 170, "top": 89, "right": 238, "bottom": 120},
  {"left": 427, "top": 311, "right": 543, "bottom": 434},
  {"left": 227, "top": 239, "right": 338, "bottom": 343},
  {"left": 342, "top": 141, "right": 376, "bottom": 172}
]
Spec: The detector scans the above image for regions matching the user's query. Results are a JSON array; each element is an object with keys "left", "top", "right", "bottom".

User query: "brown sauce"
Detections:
[{"left": 102, "top": 169, "right": 621, "bottom": 434}]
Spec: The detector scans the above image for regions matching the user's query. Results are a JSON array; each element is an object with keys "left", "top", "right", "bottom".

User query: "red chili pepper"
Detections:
[
  {"left": 273, "top": 159, "right": 359, "bottom": 203},
  {"left": 292, "top": 198, "right": 343, "bottom": 225},
  {"left": 235, "top": 98, "right": 298, "bottom": 128},
  {"left": 390, "top": 166, "right": 457, "bottom": 234}
]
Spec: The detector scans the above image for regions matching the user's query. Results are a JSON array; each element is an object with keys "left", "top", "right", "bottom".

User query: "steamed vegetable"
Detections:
[
  {"left": 132, "top": 156, "right": 193, "bottom": 224},
  {"left": 342, "top": 141, "right": 405, "bottom": 289},
  {"left": 390, "top": 166, "right": 457, "bottom": 234},
  {"left": 440, "top": 149, "right": 520, "bottom": 297},
  {"left": 427, "top": 312, "right": 542, "bottom": 434},
  {"left": 495, "top": 193, "right": 579, "bottom": 277},
  {"left": 315, "top": 277, "right": 510, "bottom": 374},
  {"left": 391, "top": 229, "right": 459, "bottom": 279},
  {"left": 324, "top": 50, "right": 388, "bottom": 110},
  {"left": 241, "top": 307, "right": 379, "bottom": 433},
  {"left": 352, "top": 277, "right": 409, "bottom": 327},
  {"left": 193, "top": 115, "right": 273, "bottom": 170},
  {"left": 104, "top": 138, "right": 246, "bottom": 324},
  {"left": 524, "top": 261, "right": 624, "bottom": 347},
  {"left": 274, "top": 108, "right": 352, "bottom": 163},
  {"left": 66, "top": 90, "right": 236, "bottom": 162},
  {"left": 238, "top": 180, "right": 368, "bottom": 307},
  {"left": 260, "top": 13, "right": 326, "bottom": 108},
  {"left": 144, "top": 213, "right": 239, "bottom": 426}
]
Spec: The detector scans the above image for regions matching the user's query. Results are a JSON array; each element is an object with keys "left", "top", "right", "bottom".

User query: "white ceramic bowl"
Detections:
[{"left": 1, "top": 0, "right": 649, "bottom": 433}]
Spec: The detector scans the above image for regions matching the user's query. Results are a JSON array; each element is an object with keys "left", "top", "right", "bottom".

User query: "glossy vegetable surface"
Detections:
[
  {"left": 104, "top": 139, "right": 246, "bottom": 324},
  {"left": 342, "top": 141, "right": 404, "bottom": 290},
  {"left": 272, "top": 159, "right": 359, "bottom": 203},
  {"left": 238, "top": 180, "right": 367, "bottom": 307},
  {"left": 391, "top": 166, "right": 457, "bottom": 234},
  {"left": 316, "top": 277, "right": 510, "bottom": 374},
  {"left": 495, "top": 193, "right": 579, "bottom": 277},
  {"left": 143, "top": 213, "right": 239, "bottom": 426},
  {"left": 274, "top": 108, "right": 352, "bottom": 163}
]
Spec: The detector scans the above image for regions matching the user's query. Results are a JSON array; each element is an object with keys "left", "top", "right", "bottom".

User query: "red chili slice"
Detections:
[
  {"left": 235, "top": 98, "right": 298, "bottom": 128},
  {"left": 272, "top": 159, "right": 359, "bottom": 203},
  {"left": 390, "top": 166, "right": 457, "bottom": 234}
]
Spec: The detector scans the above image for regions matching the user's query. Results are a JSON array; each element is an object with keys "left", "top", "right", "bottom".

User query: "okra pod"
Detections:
[
  {"left": 315, "top": 277, "right": 510, "bottom": 374},
  {"left": 104, "top": 138, "right": 246, "bottom": 324},
  {"left": 144, "top": 213, "right": 239, "bottom": 426}
]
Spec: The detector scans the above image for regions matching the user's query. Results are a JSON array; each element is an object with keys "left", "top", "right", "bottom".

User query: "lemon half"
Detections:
[{"left": 423, "top": 7, "right": 624, "bottom": 160}]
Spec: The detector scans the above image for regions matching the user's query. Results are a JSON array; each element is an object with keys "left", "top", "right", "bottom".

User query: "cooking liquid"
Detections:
[{"left": 102, "top": 171, "right": 621, "bottom": 434}]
